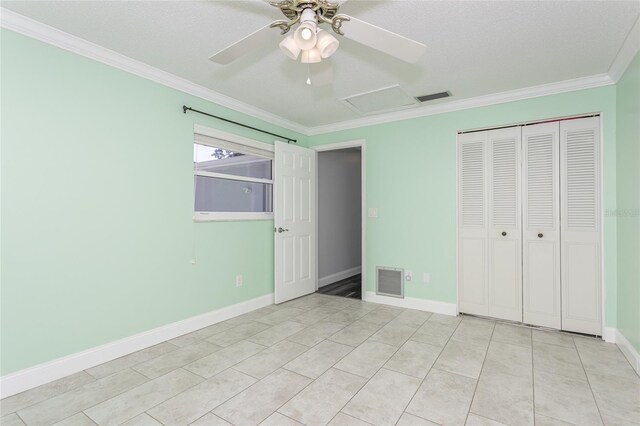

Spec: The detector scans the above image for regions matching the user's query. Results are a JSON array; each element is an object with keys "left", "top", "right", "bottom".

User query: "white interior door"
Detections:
[
  {"left": 274, "top": 141, "right": 316, "bottom": 304},
  {"left": 458, "top": 131, "right": 489, "bottom": 316},
  {"left": 487, "top": 127, "right": 522, "bottom": 321},
  {"left": 560, "top": 117, "right": 601, "bottom": 335},
  {"left": 522, "top": 122, "right": 561, "bottom": 329}
]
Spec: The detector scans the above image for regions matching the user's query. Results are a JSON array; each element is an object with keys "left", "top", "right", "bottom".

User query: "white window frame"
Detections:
[{"left": 193, "top": 125, "right": 275, "bottom": 222}]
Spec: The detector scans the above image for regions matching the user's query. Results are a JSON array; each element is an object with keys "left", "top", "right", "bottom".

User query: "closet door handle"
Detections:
[
  {"left": 538, "top": 233, "right": 544, "bottom": 238},
  {"left": 501, "top": 231, "right": 507, "bottom": 236}
]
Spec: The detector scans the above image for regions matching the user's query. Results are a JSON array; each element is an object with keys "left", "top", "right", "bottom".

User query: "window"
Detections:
[{"left": 193, "top": 126, "right": 274, "bottom": 221}]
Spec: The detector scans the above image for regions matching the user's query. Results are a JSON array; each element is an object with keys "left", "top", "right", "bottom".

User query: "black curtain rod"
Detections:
[
  {"left": 458, "top": 113, "right": 600, "bottom": 134},
  {"left": 183, "top": 105, "right": 297, "bottom": 143}
]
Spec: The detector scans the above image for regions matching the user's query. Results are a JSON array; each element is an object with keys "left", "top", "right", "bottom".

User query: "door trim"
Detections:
[
  {"left": 312, "top": 140, "right": 366, "bottom": 300},
  {"left": 598, "top": 114, "right": 606, "bottom": 339}
]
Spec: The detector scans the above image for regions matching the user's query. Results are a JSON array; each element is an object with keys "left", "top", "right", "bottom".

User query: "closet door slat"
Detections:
[
  {"left": 458, "top": 132, "right": 489, "bottom": 316},
  {"left": 560, "top": 117, "right": 601, "bottom": 335},
  {"left": 522, "top": 122, "right": 561, "bottom": 329},
  {"left": 487, "top": 127, "right": 522, "bottom": 321}
]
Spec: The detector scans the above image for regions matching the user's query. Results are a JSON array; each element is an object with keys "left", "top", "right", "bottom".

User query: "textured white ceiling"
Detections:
[{"left": 3, "top": 0, "right": 639, "bottom": 127}]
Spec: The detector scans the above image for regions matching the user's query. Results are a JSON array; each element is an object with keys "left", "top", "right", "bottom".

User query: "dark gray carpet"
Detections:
[{"left": 317, "top": 274, "right": 361, "bottom": 300}]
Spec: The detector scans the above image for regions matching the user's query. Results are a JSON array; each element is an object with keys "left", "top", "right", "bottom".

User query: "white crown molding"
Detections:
[
  {"left": 0, "top": 293, "right": 274, "bottom": 399},
  {"left": 0, "top": 8, "right": 309, "bottom": 136},
  {"left": 307, "top": 73, "right": 615, "bottom": 135},
  {"left": 0, "top": 7, "right": 631, "bottom": 138},
  {"left": 608, "top": 15, "right": 640, "bottom": 82}
]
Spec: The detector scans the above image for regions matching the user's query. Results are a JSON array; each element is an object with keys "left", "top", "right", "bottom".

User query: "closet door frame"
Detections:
[{"left": 455, "top": 114, "right": 605, "bottom": 339}]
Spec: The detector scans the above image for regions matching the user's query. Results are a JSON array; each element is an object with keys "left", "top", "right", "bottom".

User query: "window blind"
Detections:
[{"left": 194, "top": 133, "right": 274, "bottom": 159}]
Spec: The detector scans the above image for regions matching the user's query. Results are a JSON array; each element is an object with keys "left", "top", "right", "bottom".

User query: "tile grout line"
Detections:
[
  {"left": 79, "top": 367, "right": 205, "bottom": 426},
  {"left": 143, "top": 364, "right": 265, "bottom": 426},
  {"left": 277, "top": 304, "right": 409, "bottom": 425},
  {"left": 131, "top": 342, "right": 229, "bottom": 381},
  {"left": 84, "top": 341, "right": 182, "bottom": 380},
  {"left": 210, "top": 295, "right": 368, "bottom": 425},
  {"left": 1, "top": 373, "right": 98, "bottom": 416},
  {"left": 85, "top": 300, "right": 391, "bottom": 426},
  {"left": 277, "top": 410, "right": 308, "bottom": 425},
  {"left": 14, "top": 411, "right": 28, "bottom": 426},
  {"left": 463, "top": 320, "right": 496, "bottom": 425},
  {"left": 3, "top": 298, "right": 372, "bottom": 426},
  {"left": 141, "top": 337, "right": 310, "bottom": 426},
  {"left": 531, "top": 324, "right": 536, "bottom": 426},
  {"left": 14, "top": 368, "right": 154, "bottom": 425},
  {"left": 400, "top": 314, "right": 465, "bottom": 425},
  {"left": 145, "top": 410, "right": 168, "bottom": 426},
  {"left": 572, "top": 337, "right": 607, "bottom": 426}
]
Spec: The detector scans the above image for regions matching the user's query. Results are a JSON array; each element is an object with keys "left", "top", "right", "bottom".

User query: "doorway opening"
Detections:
[{"left": 315, "top": 144, "right": 364, "bottom": 300}]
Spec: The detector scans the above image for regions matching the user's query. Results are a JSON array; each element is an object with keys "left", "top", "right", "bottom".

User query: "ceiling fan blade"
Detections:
[
  {"left": 310, "top": 62, "right": 334, "bottom": 86},
  {"left": 209, "top": 24, "right": 276, "bottom": 64},
  {"left": 339, "top": 16, "right": 426, "bottom": 64}
]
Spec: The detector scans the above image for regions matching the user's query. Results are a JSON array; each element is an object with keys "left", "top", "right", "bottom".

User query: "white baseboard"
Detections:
[
  {"left": 615, "top": 329, "right": 640, "bottom": 375},
  {"left": 318, "top": 266, "right": 361, "bottom": 288},
  {"left": 602, "top": 326, "right": 617, "bottom": 343},
  {"left": 364, "top": 291, "right": 457, "bottom": 316},
  {"left": 0, "top": 293, "right": 274, "bottom": 399}
]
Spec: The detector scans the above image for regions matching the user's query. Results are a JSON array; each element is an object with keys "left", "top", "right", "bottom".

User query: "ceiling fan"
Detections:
[{"left": 209, "top": 0, "right": 426, "bottom": 83}]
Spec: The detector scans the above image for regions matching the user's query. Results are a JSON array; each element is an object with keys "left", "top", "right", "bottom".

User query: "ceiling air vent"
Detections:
[
  {"left": 341, "top": 85, "right": 419, "bottom": 115},
  {"left": 416, "top": 91, "right": 452, "bottom": 102}
]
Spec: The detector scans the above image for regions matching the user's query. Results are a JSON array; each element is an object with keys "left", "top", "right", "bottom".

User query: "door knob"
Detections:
[
  {"left": 277, "top": 227, "right": 289, "bottom": 233},
  {"left": 501, "top": 231, "right": 507, "bottom": 236},
  {"left": 538, "top": 233, "right": 544, "bottom": 238}
]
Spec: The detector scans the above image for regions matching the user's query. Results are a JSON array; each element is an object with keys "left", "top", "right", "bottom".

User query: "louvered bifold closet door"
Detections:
[
  {"left": 458, "top": 132, "right": 489, "bottom": 316},
  {"left": 487, "top": 127, "right": 522, "bottom": 321},
  {"left": 522, "top": 122, "right": 561, "bottom": 329},
  {"left": 560, "top": 117, "right": 601, "bottom": 335}
]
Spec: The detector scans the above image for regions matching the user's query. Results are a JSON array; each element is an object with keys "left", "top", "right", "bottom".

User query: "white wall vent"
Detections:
[
  {"left": 341, "top": 85, "right": 419, "bottom": 116},
  {"left": 376, "top": 266, "right": 404, "bottom": 298}
]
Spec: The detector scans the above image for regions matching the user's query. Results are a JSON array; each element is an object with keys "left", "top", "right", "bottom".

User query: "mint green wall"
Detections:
[
  {"left": 0, "top": 26, "right": 627, "bottom": 376},
  {"left": 0, "top": 29, "right": 306, "bottom": 375},
  {"left": 307, "top": 87, "right": 619, "bottom": 327},
  {"left": 616, "top": 52, "right": 640, "bottom": 352}
]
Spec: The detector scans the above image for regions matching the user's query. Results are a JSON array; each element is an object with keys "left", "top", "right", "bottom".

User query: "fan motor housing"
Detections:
[{"left": 276, "top": 0, "right": 339, "bottom": 21}]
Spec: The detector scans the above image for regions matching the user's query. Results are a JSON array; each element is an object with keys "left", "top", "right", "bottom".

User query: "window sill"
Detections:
[{"left": 193, "top": 212, "right": 274, "bottom": 222}]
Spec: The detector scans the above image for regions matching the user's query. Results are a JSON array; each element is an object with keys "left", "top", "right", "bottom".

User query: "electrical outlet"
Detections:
[
  {"left": 236, "top": 274, "right": 243, "bottom": 287},
  {"left": 368, "top": 207, "right": 378, "bottom": 218},
  {"left": 423, "top": 272, "right": 431, "bottom": 284},
  {"left": 190, "top": 259, "right": 196, "bottom": 265},
  {"left": 405, "top": 270, "right": 413, "bottom": 282}
]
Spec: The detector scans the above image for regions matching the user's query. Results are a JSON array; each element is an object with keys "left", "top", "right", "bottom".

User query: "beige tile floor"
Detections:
[{"left": 1, "top": 293, "right": 638, "bottom": 426}]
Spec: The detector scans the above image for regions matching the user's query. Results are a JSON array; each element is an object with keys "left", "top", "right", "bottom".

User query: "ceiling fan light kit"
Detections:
[
  {"left": 279, "top": 34, "right": 301, "bottom": 60},
  {"left": 293, "top": 9, "right": 318, "bottom": 50},
  {"left": 316, "top": 29, "right": 339, "bottom": 58},
  {"left": 301, "top": 47, "right": 322, "bottom": 64},
  {"left": 209, "top": 0, "right": 427, "bottom": 83}
]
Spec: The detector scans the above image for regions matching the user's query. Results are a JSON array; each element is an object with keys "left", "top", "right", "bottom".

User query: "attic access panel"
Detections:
[{"left": 341, "top": 85, "right": 419, "bottom": 115}]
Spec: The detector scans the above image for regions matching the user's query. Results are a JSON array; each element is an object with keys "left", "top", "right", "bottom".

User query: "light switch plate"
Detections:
[{"left": 368, "top": 207, "right": 378, "bottom": 218}]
